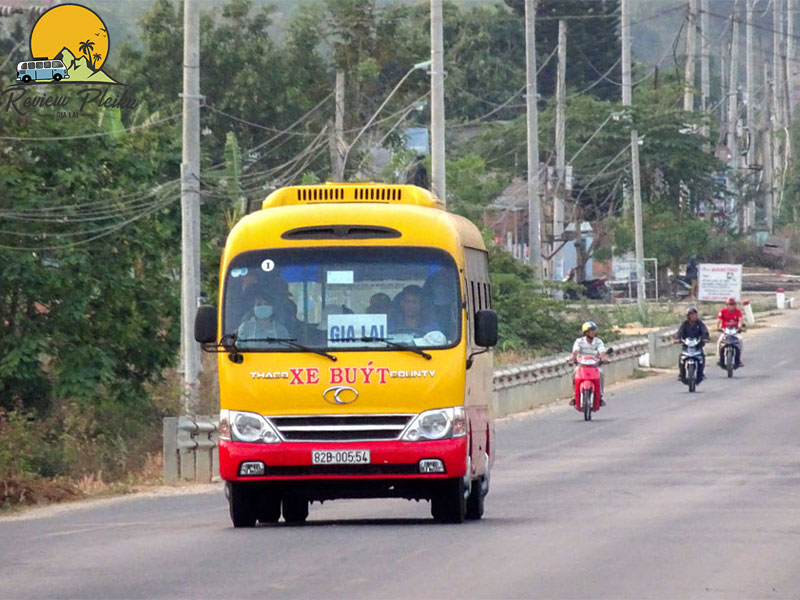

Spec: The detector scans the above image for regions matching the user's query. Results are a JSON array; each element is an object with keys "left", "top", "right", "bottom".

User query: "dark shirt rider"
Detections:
[{"left": 674, "top": 306, "right": 710, "bottom": 382}]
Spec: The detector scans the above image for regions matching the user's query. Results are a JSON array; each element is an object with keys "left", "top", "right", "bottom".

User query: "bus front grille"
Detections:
[{"left": 268, "top": 415, "right": 413, "bottom": 442}]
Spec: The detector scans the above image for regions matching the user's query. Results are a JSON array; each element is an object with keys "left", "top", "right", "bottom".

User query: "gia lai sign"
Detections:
[{"left": 697, "top": 263, "right": 742, "bottom": 302}]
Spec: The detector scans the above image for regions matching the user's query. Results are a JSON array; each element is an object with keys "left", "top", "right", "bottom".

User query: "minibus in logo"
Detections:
[
  {"left": 196, "top": 183, "right": 498, "bottom": 527},
  {"left": 17, "top": 58, "right": 69, "bottom": 82}
]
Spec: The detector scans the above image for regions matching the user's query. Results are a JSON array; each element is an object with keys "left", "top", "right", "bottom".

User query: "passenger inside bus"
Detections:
[
  {"left": 366, "top": 292, "right": 392, "bottom": 315},
  {"left": 237, "top": 291, "right": 290, "bottom": 348},
  {"left": 278, "top": 297, "right": 303, "bottom": 339},
  {"left": 229, "top": 270, "right": 292, "bottom": 328},
  {"left": 422, "top": 269, "right": 459, "bottom": 340},
  {"left": 388, "top": 285, "right": 441, "bottom": 336}
]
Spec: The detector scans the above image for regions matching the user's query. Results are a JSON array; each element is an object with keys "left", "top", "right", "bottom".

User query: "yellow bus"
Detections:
[{"left": 195, "top": 183, "right": 497, "bottom": 527}]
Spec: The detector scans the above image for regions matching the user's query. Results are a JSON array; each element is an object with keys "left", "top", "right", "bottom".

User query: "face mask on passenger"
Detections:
[{"left": 254, "top": 303, "right": 273, "bottom": 319}]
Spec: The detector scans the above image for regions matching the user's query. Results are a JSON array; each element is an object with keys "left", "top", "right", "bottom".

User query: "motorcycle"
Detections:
[
  {"left": 671, "top": 274, "right": 692, "bottom": 299},
  {"left": 563, "top": 269, "right": 610, "bottom": 301},
  {"left": 720, "top": 327, "right": 741, "bottom": 378},
  {"left": 573, "top": 355, "right": 603, "bottom": 421},
  {"left": 680, "top": 337, "right": 704, "bottom": 392}
]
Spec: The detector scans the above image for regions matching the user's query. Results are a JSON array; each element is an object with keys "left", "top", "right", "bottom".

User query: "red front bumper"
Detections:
[{"left": 219, "top": 437, "right": 468, "bottom": 482}]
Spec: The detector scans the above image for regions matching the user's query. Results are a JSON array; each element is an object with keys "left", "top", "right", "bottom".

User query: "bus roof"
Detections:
[
  {"left": 262, "top": 183, "right": 444, "bottom": 211},
  {"left": 225, "top": 184, "right": 485, "bottom": 261}
]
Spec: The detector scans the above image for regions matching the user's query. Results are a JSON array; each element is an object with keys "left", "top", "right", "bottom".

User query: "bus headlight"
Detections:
[
  {"left": 401, "top": 407, "right": 467, "bottom": 441},
  {"left": 227, "top": 410, "right": 281, "bottom": 444}
]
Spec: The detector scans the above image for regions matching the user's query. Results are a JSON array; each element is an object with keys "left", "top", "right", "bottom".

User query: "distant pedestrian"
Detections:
[
  {"left": 685, "top": 255, "right": 698, "bottom": 300},
  {"left": 405, "top": 155, "right": 429, "bottom": 189}
]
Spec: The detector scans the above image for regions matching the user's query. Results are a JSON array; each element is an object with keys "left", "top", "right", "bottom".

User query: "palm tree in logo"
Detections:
[
  {"left": 93, "top": 53, "right": 102, "bottom": 68},
  {"left": 78, "top": 39, "right": 95, "bottom": 69}
]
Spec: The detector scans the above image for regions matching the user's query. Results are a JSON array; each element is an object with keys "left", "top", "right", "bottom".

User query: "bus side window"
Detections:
[
  {"left": 20, "top": 62, "right": 27, "bottom": 69},
  {"left": 36, "top": 62, "right": 43, "bottom": 69},
  {"left": 45, "top": 61, "right": 51, "bottom": 68}
]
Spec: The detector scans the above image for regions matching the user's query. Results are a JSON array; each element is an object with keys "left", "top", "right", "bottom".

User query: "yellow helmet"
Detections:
[{"left": 581, "top": 321, "right": 597, "bottom": 333}]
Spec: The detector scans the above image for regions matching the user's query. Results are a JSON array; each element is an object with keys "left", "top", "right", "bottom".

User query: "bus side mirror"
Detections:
[
  {"left": 474, "top": 310, "right": 498, "bottom": 347},
  {"left": 195, "top": 305, "right": 218, "bottom": 344}
]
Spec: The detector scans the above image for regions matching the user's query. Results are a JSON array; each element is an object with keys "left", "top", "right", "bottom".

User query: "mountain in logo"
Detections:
[{"left": 55, "top": 48, "right": 119, "bottom": 84}]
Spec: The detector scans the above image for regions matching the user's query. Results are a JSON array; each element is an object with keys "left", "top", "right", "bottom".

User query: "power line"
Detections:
[
  {"left": 0, "top": 196, "right": 178, "bottom": 251},
  {"left": 204, "top": 104, "right": 323, "bottom": 137},
  {"left": 0, "top": 112, "right": 182, "bottom": 141},
  {"left": 701, "top": 6, "right": 800, "bottom": 43}
]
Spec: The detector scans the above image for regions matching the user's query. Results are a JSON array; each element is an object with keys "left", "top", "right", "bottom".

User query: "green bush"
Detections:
[
  {"left": 0, "top": 392, "right": 170, "bottom": 483},
  {"left": 489, "top": 244, "right": 580, "bottom": 353}
]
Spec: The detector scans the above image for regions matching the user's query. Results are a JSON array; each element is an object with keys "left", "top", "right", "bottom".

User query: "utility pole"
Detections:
[
  {"left": 621, "top": 0, "right": 646, "bottom": 308},
  {"left": 788, "top": 0, "right": 796, "bottom": 122},
  {"left": 780, "top": 0, "right": 794, "bottom": 222},
  {"left": 700, "top": 0, "right": 711, "bottom": 142},
  {"left": 764, "top": 63, "right": 774, "bottom": 232},
  {"left": 728, "top": 10, "right": 740, "bottom": 174},
  {"left": 553, "top": 20, "right": 567, "bottom": 281},
  {"left": 332, "top": 71, "right": 345, "bottom": 181},
  {"left": 773, "top": 0, "right": 784, "bottom": 128},
  {"left": 684, "top": 0, "right": 697, "bottom": 112},
  {"left": 744, "top": 0, "right": 756, "bottom": 232},
  {"left": 746, "top": 0, "right": 756, "bottom": 168},
  {"left": 180, "top": 0, "right": 201, "bottom": 414},
  {"left": 721, "top": 48, "right": 728, "bottom": 132},
  {"left": 525, "top": 0, "right": 542, "bottom": 281},
  {"left": 430, "top": 0, "right": 446, "bottom": 206}
]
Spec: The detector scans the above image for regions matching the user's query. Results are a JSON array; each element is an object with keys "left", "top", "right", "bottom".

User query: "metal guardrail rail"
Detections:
[
  {"left": 163, "top": 416, "right": 219, "bottom": 483},
  {"left": 493, "top": 337, "right": 649, "bottom": 390}
]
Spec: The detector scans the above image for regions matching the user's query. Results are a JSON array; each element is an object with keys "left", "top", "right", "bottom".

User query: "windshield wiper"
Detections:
[
  {"left": 357, "top": 336, "right": 432, "bottom": 360},
  {"left": 226, "top": 335, "right": 337, "bottom": 362}
]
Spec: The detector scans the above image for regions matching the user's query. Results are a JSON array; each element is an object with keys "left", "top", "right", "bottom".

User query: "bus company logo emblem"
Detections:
[
  {"left": 323, "top": 385, "right": 359, "bottom": 405},
  {"left": 16, "top": 4, "right": 121, "bottom": 85}
]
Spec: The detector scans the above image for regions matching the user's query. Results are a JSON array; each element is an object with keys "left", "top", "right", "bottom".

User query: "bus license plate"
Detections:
[{"left": 312, "top": 450, "right": 370, "bottom": 465}]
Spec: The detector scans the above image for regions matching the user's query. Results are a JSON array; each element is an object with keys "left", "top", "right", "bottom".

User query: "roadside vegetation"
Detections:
[{"left": 1, "top": 0, "right": 798, "bottom": 508}]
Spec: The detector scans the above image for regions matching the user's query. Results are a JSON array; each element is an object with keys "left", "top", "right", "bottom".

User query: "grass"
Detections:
[
  {"left": 630, "top": 368, "right": 659, "bottom": 379},
  {"left": 0, "top": 452, "right": 167, "bottom": 514}
]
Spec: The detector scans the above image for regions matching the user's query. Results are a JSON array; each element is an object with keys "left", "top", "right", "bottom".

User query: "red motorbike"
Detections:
[{"left": 573, "top": 355, "right": 603, "bottom": 421}]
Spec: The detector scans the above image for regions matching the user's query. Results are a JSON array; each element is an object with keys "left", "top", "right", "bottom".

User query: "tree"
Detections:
[
  {"left": 0, "top": 93, "right": 182, "bottom": 478},
  {"left": 488, "top": 244, "right": 575, "bottom": 352},
  {"left": 607, "top": 204, "right": 712, "bottom": 283},
  {"left": 78, "top": 39, "right": 95, "bottom": 67},
  {"left": 504, "top": 0, "right": 622, "bottom": 101}
]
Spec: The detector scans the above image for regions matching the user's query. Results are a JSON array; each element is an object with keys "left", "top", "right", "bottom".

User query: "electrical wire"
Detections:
[
  {"left": 204, "top": 104, "right": 322, "bottom": 137},
  {"left": 0, "top": 112, "right": 182, "bottom": 141},
  {"left": 0, "top": 196, "right": 178, "bottom": 251}
]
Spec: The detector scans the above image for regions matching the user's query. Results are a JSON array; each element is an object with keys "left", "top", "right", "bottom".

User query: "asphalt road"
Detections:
[{"left": 2, "top": 312, "right": 799, "bottom": 600}]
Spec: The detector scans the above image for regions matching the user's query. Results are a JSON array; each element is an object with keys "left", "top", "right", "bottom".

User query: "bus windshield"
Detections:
[{"left": 222, "top": 247, "right": 461, "bottom": 351}]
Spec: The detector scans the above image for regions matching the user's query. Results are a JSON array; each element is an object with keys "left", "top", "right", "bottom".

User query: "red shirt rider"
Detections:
[{"left": 717, "top": 297, "right": 743, "bottom": 330}]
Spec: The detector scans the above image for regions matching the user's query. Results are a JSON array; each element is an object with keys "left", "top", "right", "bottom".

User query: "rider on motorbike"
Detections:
[
  {"left": 716, "top": 297, "right": 745, "bottom": 368},
  {"left": 674, "top": 306, "right": 710, "bottom": 382},
  {"left": 569, "top": 321, "right": 608, "bottom": 406}
]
